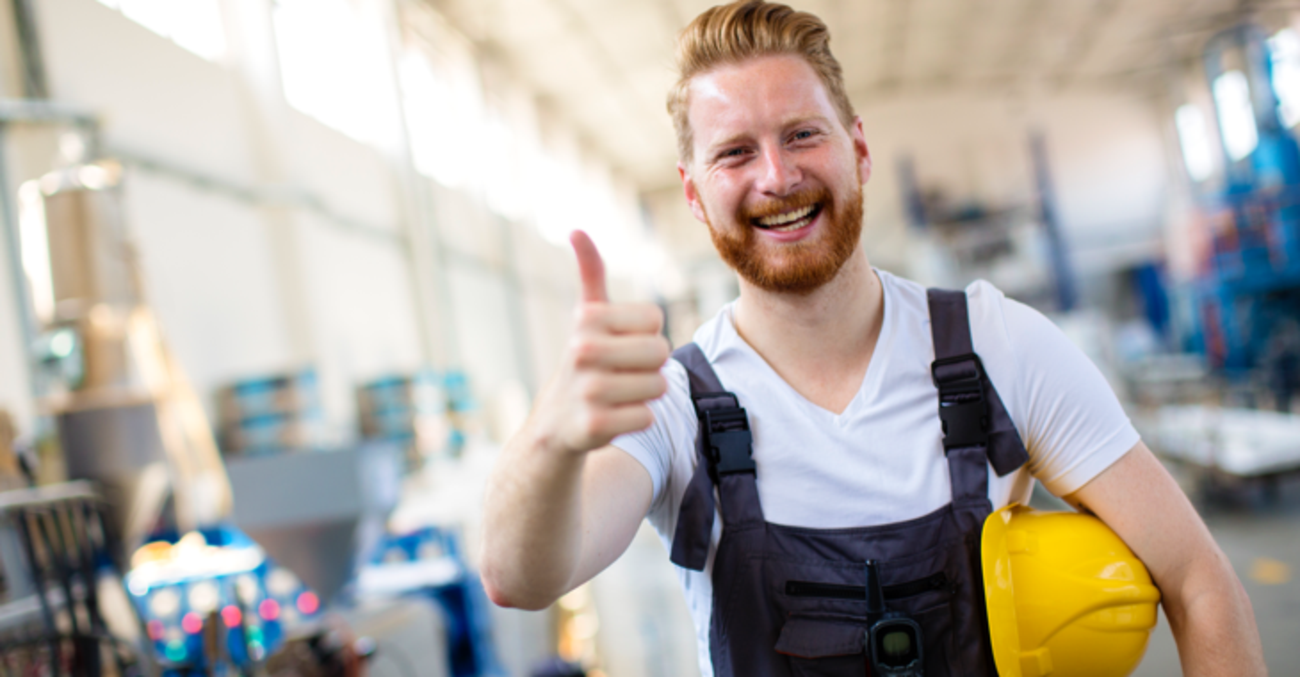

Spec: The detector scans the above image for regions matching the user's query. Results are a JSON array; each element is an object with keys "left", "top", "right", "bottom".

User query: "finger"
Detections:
[
  {"left": 572, "top": 335, "right": 670, "bottom": 371},
  {"left": 586, "top": 373, "right": 669, "bottom": 405},
  {"left": 600, "top": 403, "right": 656, "bottom": 438},
  {"left": 576, "top": 303, "right": 664, "bottom": 335},
  {"left": 570, "top": 230, "right": 608, "bottom": 304}
]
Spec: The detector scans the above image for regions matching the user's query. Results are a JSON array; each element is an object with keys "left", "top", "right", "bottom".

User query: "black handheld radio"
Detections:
[{"left": 864, "top": 559, "right": 925, "bottom": 677}]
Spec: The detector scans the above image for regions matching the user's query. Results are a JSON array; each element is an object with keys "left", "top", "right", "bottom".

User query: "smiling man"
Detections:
[{"left": 480, "top": 2, "right": 1266, "bottom": 676}]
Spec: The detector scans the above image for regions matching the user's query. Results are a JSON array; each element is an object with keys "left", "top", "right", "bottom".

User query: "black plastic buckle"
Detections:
[
  {"left": 930, "top": 354, "right": 989, "bottom": 449},
  {"left": 703, "top": 407, "right": 755, "bottom": 476}
]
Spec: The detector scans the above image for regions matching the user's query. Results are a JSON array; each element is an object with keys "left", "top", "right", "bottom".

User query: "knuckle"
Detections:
[
  {"left": 632, "top": 405, "right": 654, "bottom": 430},
  {"left": 580, "top": 409, "right": 608, "bottom": 440},
  {"left": 638, "top": 303, "right": 663, "bottom": 325},
  {"left": 569, "top": 336, "right": 601, "bottom": 367},
  {"left": 578, "top": 375, "right": 605, "bottom": 401},
  {"left": 652, "top": 337, "right": 671, "bottom": 363},
  {"left": 574, "top": 304, "right": 602, "bottom": 328}
]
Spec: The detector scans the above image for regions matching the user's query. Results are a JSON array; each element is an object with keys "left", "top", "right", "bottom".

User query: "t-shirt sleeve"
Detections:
[
  {"left": 995, "top": 293, "right": 1141, "bottom": 497},
  {"left": 609, "top": 358, "right": 693, "bottom": 512}
]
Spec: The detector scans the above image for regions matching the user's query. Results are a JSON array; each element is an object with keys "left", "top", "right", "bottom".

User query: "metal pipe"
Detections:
[
  {"left": 0, "top": 123, "right": 42, "bottom": 415},
  {"left": 9, "top": 0, "right": 48, "bottom": 99}
]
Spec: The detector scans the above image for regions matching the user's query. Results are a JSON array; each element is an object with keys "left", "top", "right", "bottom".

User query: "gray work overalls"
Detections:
[{"left": 668, "top": 289, "right": 1030, "bottom": 676}]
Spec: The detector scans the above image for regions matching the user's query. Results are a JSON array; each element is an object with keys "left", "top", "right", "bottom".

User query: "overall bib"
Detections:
[{"left": 668, "top": 289, "right": 1030, "bottom": 676}]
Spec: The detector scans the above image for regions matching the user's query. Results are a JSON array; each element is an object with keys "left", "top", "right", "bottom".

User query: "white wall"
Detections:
[{"left": 0, "top": 0, "right": 598, "bottom": 442}]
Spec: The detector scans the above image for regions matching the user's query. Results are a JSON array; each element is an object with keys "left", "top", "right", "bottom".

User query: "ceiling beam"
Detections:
[{"left": 1047, "top": 0, "right": 1123, "bottom": 89}]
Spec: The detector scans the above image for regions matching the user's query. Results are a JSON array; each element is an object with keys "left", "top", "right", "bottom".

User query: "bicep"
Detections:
[
  {"left": 997, "top": 297, "right": 1138, "bottom": 494},
  {"left": 567, "top": 445, "right": 654, "bottom": 589},
  {"left": 1065, "top": 441, "right": 1222, "bottom": 591}
]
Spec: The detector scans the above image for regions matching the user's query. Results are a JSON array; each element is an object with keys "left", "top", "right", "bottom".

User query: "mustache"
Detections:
[{"left": 738, "top": 187, "right": 831, "bottom": 223}]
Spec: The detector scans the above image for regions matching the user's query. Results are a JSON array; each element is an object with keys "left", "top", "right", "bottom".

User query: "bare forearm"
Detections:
[
  {"left": 1069, "top": 445, "right": 1268, "bottom": 676},
  {"left": 481, "top": 425, "right": 585, "bottom": 610},
  {"left": 480, "top": 230, "right": 668, "bottom": 611},
  {"left": 1164, "top": 553, "right": 1267, "bottom": 677}
]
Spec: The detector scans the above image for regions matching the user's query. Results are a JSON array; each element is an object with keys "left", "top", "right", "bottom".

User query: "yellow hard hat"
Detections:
[{"left": 981, "top": 504, "right": 1161, "bottom": 677}]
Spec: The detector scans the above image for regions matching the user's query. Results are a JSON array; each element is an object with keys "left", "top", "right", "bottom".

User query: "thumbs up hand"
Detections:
[{"left": 529, "top": 231, "right": 670, "bottom": 456}]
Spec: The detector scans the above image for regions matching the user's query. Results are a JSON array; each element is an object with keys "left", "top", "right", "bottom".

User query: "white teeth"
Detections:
[{"left": 757, "top": 204, "right": 816, "bottom": 227}]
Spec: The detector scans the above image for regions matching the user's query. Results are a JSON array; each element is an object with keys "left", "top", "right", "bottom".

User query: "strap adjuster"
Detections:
[
  {"left": 930, "top": 354, "right": 985, "bottom": 394},
  {"left": 701, "top": 404, "right": 755, "bottom": 477},
  {"left": 931, "top": 354, "right": 990, "bottom": 449}
]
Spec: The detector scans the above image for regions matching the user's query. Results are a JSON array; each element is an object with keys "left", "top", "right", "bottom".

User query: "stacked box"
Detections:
[
  {"left": 443, "top": 370, "right": 477, "bottom": 457},
  {"left": 356, "top": 370, "right": 449, "bottom": 468},
  {"left": 216, "top": 370, "right": 324, "bottom": 455}
]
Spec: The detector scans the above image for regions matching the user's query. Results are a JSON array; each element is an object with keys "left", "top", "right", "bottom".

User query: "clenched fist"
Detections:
[{"left": 529, "top": 230, "right": 671, "bottom": 456}]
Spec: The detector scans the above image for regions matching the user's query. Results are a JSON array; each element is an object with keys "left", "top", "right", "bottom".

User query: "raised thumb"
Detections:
[{"left": 570, "top": 230, "right": 608, "bottom": 304}]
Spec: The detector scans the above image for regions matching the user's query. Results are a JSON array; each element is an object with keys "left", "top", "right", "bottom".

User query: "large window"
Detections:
[
  {"left": 1213, "top": 70, "right": 1260, "bottom": 162},
  {"left": 1270, "top": 28, "right": 1300, "bottom": 128},
  {"left": 1175, "top": 104, "right": 1215, "bottom": 182},
  {"left": 96, "top": 0, "right": 226, "bottom": 61},
  {"left": 272, "top": 0, "right": 398, "bottom": 146},
  {"left": 397, "top": 16, "right": 650, "bottom": 270}
]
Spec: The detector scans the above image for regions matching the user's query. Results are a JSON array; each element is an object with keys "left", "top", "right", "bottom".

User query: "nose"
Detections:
[{"left": 754, "top": 144, "right": 801, "bottom": 196}]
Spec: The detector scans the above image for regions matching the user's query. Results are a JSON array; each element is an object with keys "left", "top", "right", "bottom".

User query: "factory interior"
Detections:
[{"left": 0, "top": 0, "right": 1298, "bottom": 674}]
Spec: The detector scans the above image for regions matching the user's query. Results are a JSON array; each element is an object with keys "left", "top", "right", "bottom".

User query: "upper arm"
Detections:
[
  {"left": 989, "top": 293, "right": 1139, "bottom": 495},
  {"left": 1065, "top": 441, "right": 1225, "bottom": 595},
  {"left": 566, "top": 444, "right": 655, "bottom": 590}
]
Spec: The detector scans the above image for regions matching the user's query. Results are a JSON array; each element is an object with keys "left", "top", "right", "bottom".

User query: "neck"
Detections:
[{"left": 731, "top": 247, "right": 884, "bottom": 388}]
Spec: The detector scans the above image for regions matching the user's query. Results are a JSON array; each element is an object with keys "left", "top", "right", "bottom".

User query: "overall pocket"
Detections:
[
  {"left": 776, "top": 572, "right": 955, "bottom": 676},
  {"left": 774, "top": 616, "right": 866, "bottom": 677}
]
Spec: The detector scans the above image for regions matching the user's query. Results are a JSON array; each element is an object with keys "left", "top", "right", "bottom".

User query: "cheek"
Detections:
[{"left": 698, "top": 180, "right": 746, "bottom": 220}]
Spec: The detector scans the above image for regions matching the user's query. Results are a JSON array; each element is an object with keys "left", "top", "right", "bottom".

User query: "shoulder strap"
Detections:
[
  {"left": 926, "top": 289, "right": 1028, "bottom": 478},
  {"left": 668, "top": 343, "right": 758, "bottom": 571}
]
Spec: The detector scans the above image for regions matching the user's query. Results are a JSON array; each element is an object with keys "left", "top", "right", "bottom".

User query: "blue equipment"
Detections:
[
  {"left": 1185, "top": 24, "right": 1300, "bottom": 374},
  {"left": 125, "top": 525, "right": 324, "bottom": 675}
]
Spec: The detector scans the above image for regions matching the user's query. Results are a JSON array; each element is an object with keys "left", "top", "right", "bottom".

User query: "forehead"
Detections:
[{"left": 686, "top": 54, "right": 838, "bottom": 147}]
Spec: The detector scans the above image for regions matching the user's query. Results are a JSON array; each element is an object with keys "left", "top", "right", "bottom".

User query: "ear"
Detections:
[
  {"left": 678, "top": 162, "right": 709, "bottom": 224},
  {"left": 850, "top": 116, "right": 872, "bottom": 185}
]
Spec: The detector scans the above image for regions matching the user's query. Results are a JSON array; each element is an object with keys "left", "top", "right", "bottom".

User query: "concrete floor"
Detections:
[{"left": 1131, "top": 465, "right": 1300, "bottom": 676}]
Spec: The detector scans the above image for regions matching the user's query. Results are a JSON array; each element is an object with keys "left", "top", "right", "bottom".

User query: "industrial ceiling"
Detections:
[{"left": 426, "top": 0, "right": 1297, "bottom": 192}]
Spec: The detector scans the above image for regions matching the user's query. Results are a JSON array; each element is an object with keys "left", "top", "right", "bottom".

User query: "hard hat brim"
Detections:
[{"left": 982, "top": 503, "right": 1027, "bottom": 677}]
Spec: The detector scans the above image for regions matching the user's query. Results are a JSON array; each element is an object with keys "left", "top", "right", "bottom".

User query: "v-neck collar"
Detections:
[{"left": 716, "top": 270, "right": 895, "bottom": 423}]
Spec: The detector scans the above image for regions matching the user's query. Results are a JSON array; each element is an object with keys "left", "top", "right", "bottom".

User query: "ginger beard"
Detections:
[{"left": 704, "top": 182, "right": 864, "bottom": 295}]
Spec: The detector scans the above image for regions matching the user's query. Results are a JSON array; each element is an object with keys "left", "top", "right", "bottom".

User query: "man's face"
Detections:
[{"left": 678, "top": 54, "right": 872, "bottom": 295}]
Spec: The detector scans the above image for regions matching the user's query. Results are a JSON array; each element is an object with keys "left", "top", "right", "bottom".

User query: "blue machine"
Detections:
[
  {"left": 126, "top": 526, "right": 324, "bottom": 675},
  {"left": 1186, "top": 24, "right": 1300, "bottom": 375},
  {"left": 359, "top": 526, "right": 503, "bottom": 676}
]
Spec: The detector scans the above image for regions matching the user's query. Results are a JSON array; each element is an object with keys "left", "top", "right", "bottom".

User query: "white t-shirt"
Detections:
[{"left": 611, "top": 270, "right": 1140, "bottom": 677}]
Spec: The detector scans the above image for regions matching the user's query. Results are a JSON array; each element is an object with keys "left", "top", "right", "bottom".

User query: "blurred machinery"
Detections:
[
  {"left": 226, "top": 442, "right": 402, "bottom": 606},
  {"left": 0, "top": 481, "right": 146, "bottom": 675},
  {"left": 2, "top": 135, "right": 426, "bottom": 673},
  {"left": 1183, "top": 24, "right": 1300, "bottom": 380},
  {"left": 125, "top": 526, "right": 324, "bottom": 673},
  {"left": 355, "top": 526, "right": 501, "bottom": 676},
  {"left": 15, "top": 160, "right": 232, "bottom": 556},
  {"left": 897, "top": 133, "right": 1074, "bottom": 312}
]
